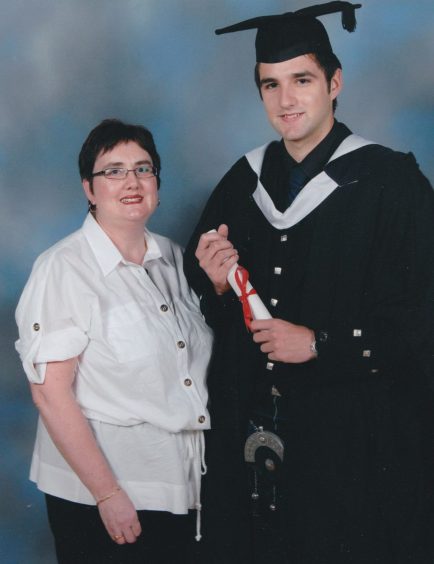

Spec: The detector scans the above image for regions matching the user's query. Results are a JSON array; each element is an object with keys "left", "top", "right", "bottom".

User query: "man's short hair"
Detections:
[
  {"left": 78, "top": 119, "right": 161, "bottom": 188},
  {"left": 254, "top": 51, "right": 342, "bottom": 112}
]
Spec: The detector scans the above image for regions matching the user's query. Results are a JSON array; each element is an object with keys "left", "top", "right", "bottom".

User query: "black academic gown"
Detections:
[{"left": 184, "top": 140, "right": 434, "bottom": 564}]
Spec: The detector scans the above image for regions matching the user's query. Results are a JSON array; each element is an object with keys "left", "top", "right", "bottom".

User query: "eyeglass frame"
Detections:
[{"left": 91, "top": 165, "right": 159, "bottom": 180}]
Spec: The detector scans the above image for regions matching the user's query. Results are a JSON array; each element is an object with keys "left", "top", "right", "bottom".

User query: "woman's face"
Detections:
[{"left": 82, "top": 141, "right": 158, "bottom": 230}]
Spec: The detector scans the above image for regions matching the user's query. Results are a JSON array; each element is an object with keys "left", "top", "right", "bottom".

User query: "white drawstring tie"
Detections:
[{"left": 187, "top": 431, "right": 207, "bottom": 541}]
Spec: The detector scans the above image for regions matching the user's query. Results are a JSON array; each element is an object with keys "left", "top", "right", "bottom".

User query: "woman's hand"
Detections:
[{"left": 98, "top": 489, "right": 142, "bottom": 544}]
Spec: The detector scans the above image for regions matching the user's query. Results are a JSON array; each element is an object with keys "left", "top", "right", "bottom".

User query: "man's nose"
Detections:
[{"left": 280, "top": 85, "right": 297, "bottom": 107}]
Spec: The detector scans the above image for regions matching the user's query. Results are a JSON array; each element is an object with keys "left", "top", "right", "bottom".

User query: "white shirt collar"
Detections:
[{"left": 82, "top": 214, "right": 166, "bottom": 277}]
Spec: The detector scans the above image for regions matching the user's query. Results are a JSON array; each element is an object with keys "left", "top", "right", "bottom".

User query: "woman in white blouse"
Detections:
[{"left": 15, "top": 119, "right": 213, "bottom": 564}]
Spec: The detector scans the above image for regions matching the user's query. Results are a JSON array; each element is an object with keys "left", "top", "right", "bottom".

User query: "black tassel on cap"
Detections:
[
  {"left": 295, "top": 2, "right": 361, "bottom": 32},
  {"left": 341, "top": 3, "right": 359, "bottom": 31}
]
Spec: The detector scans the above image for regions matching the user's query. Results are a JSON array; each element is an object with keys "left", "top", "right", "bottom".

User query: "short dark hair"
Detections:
[
  {"left": 78, "top": 118, "right": 161, "bottom": 188},
  {"left": 254, "top": 51, "right": 342, "bottom": 112}
]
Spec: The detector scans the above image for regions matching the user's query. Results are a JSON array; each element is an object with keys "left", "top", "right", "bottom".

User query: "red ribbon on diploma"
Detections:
[{"left": 234, "top": 266, "right": 257, "bottom": 331}]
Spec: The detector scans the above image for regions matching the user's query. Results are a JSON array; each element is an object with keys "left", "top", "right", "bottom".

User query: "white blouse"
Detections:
[{"left": 15, "top": 214, "right": 213, "bottom": 519}]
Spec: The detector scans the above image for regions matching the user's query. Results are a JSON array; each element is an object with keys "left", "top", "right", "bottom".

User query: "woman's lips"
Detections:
[{"left": 120, "top": 195, "right": 143, "bottom": 204}]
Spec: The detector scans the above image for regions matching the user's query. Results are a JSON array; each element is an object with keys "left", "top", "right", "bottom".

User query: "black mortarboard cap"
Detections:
[{"left": 215, "top": 1, "right": 361, "bottom": 63}]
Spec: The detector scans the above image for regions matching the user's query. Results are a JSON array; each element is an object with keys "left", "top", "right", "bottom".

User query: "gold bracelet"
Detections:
[{"left": 96, "top": 486, "right": 121, "bottom": 506}]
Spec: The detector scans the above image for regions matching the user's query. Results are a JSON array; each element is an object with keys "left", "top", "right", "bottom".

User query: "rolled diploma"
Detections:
[
  {"left": 227, "top": 264, "right": 272, "bottom": 320},
  {"left": 207, "top": 229, "right": 272, "bottom": 320}
]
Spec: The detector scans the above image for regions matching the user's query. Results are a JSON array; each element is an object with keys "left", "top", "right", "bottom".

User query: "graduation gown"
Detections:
[{"left": 184, "top": 137, "right": 434, "bottom": 563}]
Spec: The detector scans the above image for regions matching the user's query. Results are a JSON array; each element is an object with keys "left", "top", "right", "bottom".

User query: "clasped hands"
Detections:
[{"left": 195, "top": 225, "right": 316, "bottom": 364}]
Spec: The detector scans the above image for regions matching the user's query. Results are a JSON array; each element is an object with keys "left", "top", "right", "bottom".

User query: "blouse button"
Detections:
[
  {"left": 177, "top": 340, "right": 186, "bottom": 349},
  {"left": 270, "top": 298, "right": 278, "bottom": 307},
  {"left": 184, "top": 378, "right": 192, "bottom": 387},
  {"left": 198, "top": 415, "right": 206, "bottom": 424},
  {"left": 274, "top": 267, "right": 282, "bottom": 275},
  {"left": 160, "top": 304, "right": 169, "bottom": 312},
  {"left": 33, "top": 323, "right": 40, "bottom": 331}
]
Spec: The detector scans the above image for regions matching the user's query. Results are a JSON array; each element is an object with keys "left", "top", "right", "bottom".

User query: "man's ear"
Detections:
[{"left": 330, "top": 68, "right": 343, "bottom": 101}]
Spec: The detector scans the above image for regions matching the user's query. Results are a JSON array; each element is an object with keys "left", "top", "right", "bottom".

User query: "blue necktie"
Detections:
[{"left": 287, "top": 166, "right": 308, "bottom": 207}]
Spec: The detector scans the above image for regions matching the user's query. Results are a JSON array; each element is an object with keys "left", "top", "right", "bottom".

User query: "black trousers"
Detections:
[{"left": 45, "top": 494, "right": 195, "bottom": 564}]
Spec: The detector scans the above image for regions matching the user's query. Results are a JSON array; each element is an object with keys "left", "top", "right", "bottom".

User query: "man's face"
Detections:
[{"left": 258, "top": 54, "right": 342, "bottom": 161}]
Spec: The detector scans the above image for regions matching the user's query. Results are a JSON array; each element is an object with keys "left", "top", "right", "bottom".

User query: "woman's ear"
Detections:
[{"left": 82, "top": 179, "right": 94, "bottom": 203}]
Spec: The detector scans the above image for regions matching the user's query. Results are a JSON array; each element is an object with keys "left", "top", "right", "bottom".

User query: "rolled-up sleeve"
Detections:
[{"left": 15, "top": 251, "right": 90, "bottom": 383}]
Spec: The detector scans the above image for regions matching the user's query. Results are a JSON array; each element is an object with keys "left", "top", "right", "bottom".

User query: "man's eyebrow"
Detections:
[
  {"left": 292, "top": 70, "right": 316, "bottom": 78},
  {"left": 259, "top": 77, "right": 277, "bottom": 87}
]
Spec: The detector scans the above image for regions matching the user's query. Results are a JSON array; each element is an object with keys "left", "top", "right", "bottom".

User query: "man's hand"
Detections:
[
  {"left": 251, "top": 318, "right": 316, "bottom": 364},
  {"left": 195, "top": 224, "right": 239, "bottom": 295}
]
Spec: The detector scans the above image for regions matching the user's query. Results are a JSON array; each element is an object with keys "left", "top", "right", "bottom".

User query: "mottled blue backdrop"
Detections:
[{"left": 1, "top": 1, "right": 433, "bottom": 562}]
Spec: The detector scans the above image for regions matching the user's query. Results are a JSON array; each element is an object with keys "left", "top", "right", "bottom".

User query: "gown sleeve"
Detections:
[{"left": 316, "top": 152, "right": 434, "bottom": 385}]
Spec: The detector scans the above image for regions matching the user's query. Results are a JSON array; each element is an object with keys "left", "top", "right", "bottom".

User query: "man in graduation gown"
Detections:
[{"left": 184, "top": 3, "right": 434, "bottom": 562}]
